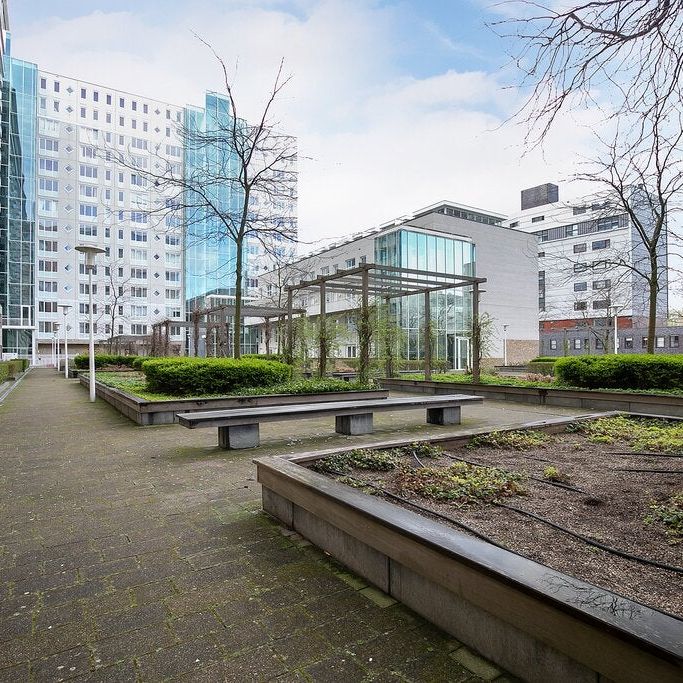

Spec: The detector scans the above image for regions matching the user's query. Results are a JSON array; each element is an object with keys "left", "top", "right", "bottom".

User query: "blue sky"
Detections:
[{"left": 10, "top": 0, "right": 594, "bottom": 243}]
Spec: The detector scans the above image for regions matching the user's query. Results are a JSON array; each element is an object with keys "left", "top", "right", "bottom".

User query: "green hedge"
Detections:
[
  {"left": 74, "top": 354, "right": 145, "bottom": 369},
  {"left": 242, "top": 353, "right": 286, "bottom": 363},
  {"left": 555, "top": 354, "right": 683, "bottom": 390},
  {"left": 141, "top": 357, "right": 293, "bottom": 395},
  {"left": 530, "top": 357, "right": 558, "bottom": 363},
  {"left": 527, "top": 361, "right": 556, "bottom": 376},
  {"left": 0, "top": 359, "right": 26, "bottom": 381}
]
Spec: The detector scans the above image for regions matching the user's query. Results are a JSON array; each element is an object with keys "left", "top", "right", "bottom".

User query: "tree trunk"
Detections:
[
  {"left": 647, "top": 255, "right": 658, "bottom": 354},
  {"left": 233, "top": 237, "right": 244, "bottom": 359}
]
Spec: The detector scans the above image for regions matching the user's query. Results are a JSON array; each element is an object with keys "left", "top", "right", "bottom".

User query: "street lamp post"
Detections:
[
  {"left": 503, "top": 324, "right": 509, "bottom": 366},
  {"left": 58, "top": 304, "right": 72, "bottom": 378},
  {"left": 53, "top": 322, "right": 61, "bottom": 372},
  {"left": 75, "top": 245, "right": 105, "bottom": 402}
]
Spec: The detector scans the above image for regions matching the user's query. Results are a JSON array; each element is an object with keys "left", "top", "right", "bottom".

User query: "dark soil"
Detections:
[{"left": 308, "top": 429, "right": 683, "bottom": 619}]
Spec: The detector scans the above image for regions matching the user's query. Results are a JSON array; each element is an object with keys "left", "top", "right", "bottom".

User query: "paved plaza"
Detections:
[{"left": 0, "top": 370, "right": 586, "bottom": 681}]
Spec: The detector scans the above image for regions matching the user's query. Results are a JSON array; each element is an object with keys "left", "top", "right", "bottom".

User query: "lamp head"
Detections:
[{"left": 75, "top": 244, "right": 105, "bottom": 270}]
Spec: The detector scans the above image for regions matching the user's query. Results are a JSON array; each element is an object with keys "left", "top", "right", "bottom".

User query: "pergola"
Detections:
[
  {"left": 285, "top": 263, "right": 487, "bottom": 383},
  {"left": 151, "top": 302, "right": 304, "bottom": 357}
]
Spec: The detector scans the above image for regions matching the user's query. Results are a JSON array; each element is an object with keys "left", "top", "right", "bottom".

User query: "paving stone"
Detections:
[
  {"left": 0, "top": 663, "right": 30, "bottom": 682},
  {"left": 256, "top": 605, "right": 314, "bottom": 638},
  {"left": 451, "top": 647, "right": 503, "bottom": 681},
  {"left": 94, "top": 603, "right": 169, "bottom": 638},
  {"left": 91, "top": 623, "right": 176, "bottom": 667},
  {"left": 0, "top": 612, "right": 32, "bottom": 641},
  {"left": 42, "top": 580, "right": 108, "bottom": 607},
  {"left": 271, "top": 630, "right": 333, "bottom": 669},
  {"left": 132, "top": 578, "right": 177, "bottom": 605},
  {"left": 137, "top": 635, "right": 224, "bottom": 679},
  {"left": 168, "top": 611, "right": 224, "bottom": 640},
  {"left": 210, "top": 619, "right": 271, "bottom": 655},
  {"left": 221, "top": 645, "right": 288, "bottom": 681},
  {"left": 304, "top": 653, "right": 370, "bottom": 682},
  {"left": 74, "top": 660, "right": 138, "bottom": 682},
  {"left": 29, "top": 646, "right": 92, "bottom": 682}
]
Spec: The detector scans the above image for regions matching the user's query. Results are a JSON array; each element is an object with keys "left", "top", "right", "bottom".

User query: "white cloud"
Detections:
[{"left": 13, "top": 0, "right": 599, "bottom": 248}]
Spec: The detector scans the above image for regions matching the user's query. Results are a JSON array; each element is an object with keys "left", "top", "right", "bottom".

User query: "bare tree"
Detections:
[
  {"left": 496, "top": 0, "right": 683, "bottom": 143},
  {"left": 111, "top": 42, "right": 297, "bottom": 359},
  {"left": 95, "top": 259, "right": 131, "bottom": 353}
]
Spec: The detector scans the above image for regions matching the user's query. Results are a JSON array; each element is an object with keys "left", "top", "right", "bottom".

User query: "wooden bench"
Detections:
[{"left": 177, "top": 394, "right": 483, "bottom": 449}]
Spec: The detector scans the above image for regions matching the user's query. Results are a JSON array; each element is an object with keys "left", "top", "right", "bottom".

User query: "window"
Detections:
[
  {"left": 549, "top": 340, "right": 557, "bottom": 350},
  {"left": 78, "top": 264, "right": 97, "bottom": 275},
  {"left": 39, "top": 137, "right": 59, "bottom": 153},
  {"left": 106, "top": 94, "right": 112, "bottom": 105},
  {"left": 39, "top": 178, "right": 59, "bottom": 193},
  {"left": 592, "top": 300, "right": 609, "bottom": 309},
  {"left": 131, "top": 119, "right": 137, "bottom": 129},
  {"left": 39, "top": 322, "right": 55, "bottom": 333},
  {"left": 106, "top": 113, "right": 112, "bottom": 124},
  {"left": 574, "top": 301, "right": 587, "bottom": 311},
  {"left": 592, "top": 239, "right": 610, "bottom": 250},
  {"left": 131, "top": 324, "right": 148, "bottom": 336},
  {"left": 573, "top": 243, "right": 587, "bottom": 253},
  {"left": 39, "top": 96, "right": 47, "bottom": 110},
  {"left": 593, "top": 279, "right": 611, "bottom": 290},
  {"left": 79, "top": 283, "right": 97, "bottom": 295},
  {"left": 165, "top": 271, "right": 180, "bottom": 282},
  {"left": 165, "top": 144, "right": 181, "bottom": 157},
  {"left": 38, "top": 301, "right": 58, "bottom": 313},
  {"left": 130, "top": 268, "right": 148, "bottom": 279},
  {"left": 131, "top": 137, "right": 148, "bottom": 150},
  {"left": 80, "top": 145, "right": 96, "bottom": 159},
  {"left": 39, "top": 199, "right": 58, "bottom": 213},
  {"left": 573, "top": 338, "right": 582, "bottom": 350},
  {"left": 119, "top": 116, "right": 125, "bottom": 127},
  {"left": 592, "top": 260, "right": 608, "bottom": 272},
  {"left": 93, "top": 90, "right": 99, "bottom": 102},
  {"left": 39, "top": 280, "right": 58, "bottom": 293},
  {"left": 131, "top": 248, "right": 147, "bottom": 262},
  {"left": 79, "top": 224, "right": 98, "bottom": 237},
  {"left": 510, "top": 221, "right": 519, "bottom": 228},
  {"left": 166, "top": 307, "right": 182, "bottom": 319},
  {"left": 573, "top": 263, "right": 588, "bottom": 273},
  {"left": 130, "top": 212, "right": 148, "bottom": 224},
  {"left": 346, "top": 345, "right": 357, "bottom": 358},
  {"left": 573, "top": 207, "right": 587, "bottom": 215},
  {"left": 656, "top": 336, "right": 665, "bottom": 349},
  {"left": 165, "top": 289, "right": 180, "bottom": 300},
  {"left": 119, "top": 97, "right": 125, "bottom": 108},
  {"left": 80, "top": 107, "right": 86, "bottom": 118},
  {"left": 574, "top": 282, "right": 587, "bottom": 292},
  {"left": 130, "top": 174, "right": 147, "bottom": 187},
  {"left": 54, "top": 81, "right": 60, "bottom": 93},
  {"left": 79, "top": 204, "right": 98, "bottom": 218},
  {"left": 39, "top": 158, "right": 59, "bottom": 173},
  {"left": 39, "top": 259, "right": 58, "bottom": 272},
  {"left": 642, "top": 336, "right": 648, "bottom": 349},
  {"left": 130, "top": 305, "right": 148, "bottom": 318},
  {"left": 79, "top": 322, "right": 98, "bottom": 334},
  {"left": 595, "top": 338, "right": 604, "bottom": 350},
  {"left": 166, "top": 109, "right": 171, "bottom": 119},
  {"left": 130, "top": 287, "right": 148, "bottom": 298},
  {"left": 80, "top": 184, "right": 97, "bottom": 198},
  {"left": 40, "top": 77, "right": 47, "bottom": 89},
  {"left": 79, "top": 303, "right": 97, "bottom": 314},
  {"left": 39, "top": 219, "right": 58, "bottom": 233},
  {"left": 531, "top": 215, "right": 545, "bottom": 223},
  {"left": 165, "top": 253, "right": 181, "bottom": 267},
  {"left": 165, "top": 234, "right": 180, "bottom": 246},
  {"left": 130, "top": 230, "right": 148, "bottom": 243},
  {"left": 623, "top": 337, "right": 633, "bottom": 349},
  {"left": 39, "top": 239, "right": 57, "bottom": 252}
]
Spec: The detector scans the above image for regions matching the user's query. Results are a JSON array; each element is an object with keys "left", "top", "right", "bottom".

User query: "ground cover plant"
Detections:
[
  {"left": 73, "top": 354, "right": 147, "bottom": 369},
  {"left": 308, "top": 416, "right": 683, "bottom": 617},
  {"left": 95, "top": 371, "right": 373, "bottom": 401}
]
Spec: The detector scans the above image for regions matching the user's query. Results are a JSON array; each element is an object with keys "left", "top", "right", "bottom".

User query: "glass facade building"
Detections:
[
  {"left": 375, "top": 229, "right": 475, "bottom": 369},
  {"left": 183, "top": 92, "right": 245, "bottom": 310},
  {"left": 0, "top": 39, "right": 37, "bottom": 357}
]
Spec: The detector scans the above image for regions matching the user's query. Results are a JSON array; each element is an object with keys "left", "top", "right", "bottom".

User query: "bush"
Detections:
[
  {"left": 530, "top": 356, "right": 558, "bottom": 363},
  {"left": 242, "top": 353, "right": 286, "bottom": 363},
  {"left": 528, "top": 360, "right": 556, "bottom": 376},
  {"left": 74, "top": 354, "right": 144, "bottom": 369},
  {"left": 0, "top": 359, "right": 26, "bottom": 381},
  {"left": 555, "top": 354, "right": 683, "bottom": 390},
  {"left": 141, "top": 357, "right": 293, "bottom": 395}
]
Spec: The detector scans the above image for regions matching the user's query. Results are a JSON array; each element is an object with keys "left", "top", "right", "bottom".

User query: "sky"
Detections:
[{"left": 9, "top": 0, "right": 601, "bottom": 251}]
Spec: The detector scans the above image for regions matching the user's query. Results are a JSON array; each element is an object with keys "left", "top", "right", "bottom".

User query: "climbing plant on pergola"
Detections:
[{"left": 284, "top": 263, "right": 487, "bottom": 384}]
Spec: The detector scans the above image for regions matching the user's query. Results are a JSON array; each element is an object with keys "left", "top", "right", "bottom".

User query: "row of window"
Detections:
[
  {"left": 573, "top": 280, "right": 611, "bottom": 292},
  {"left": 38, "top": 280, "right": 180, "bottom": 300},
  {"left": 37, "top": 321, "right": 175, "bottom": 336},
  {"left": 548, "top": 336, "right": 680, "bottom": 350},
  {"left": 573, "top": 239, "right": 610, "bottom": 253},
  {"left": 573, "top": 300, "right": 610, "bottom": 311},
  {"left": 536, "top": 215, "right": 628, "bottom": 243}
]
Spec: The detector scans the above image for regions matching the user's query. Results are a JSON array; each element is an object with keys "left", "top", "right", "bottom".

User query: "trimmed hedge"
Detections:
[
  {"left": 74, "top": 354, "right": 144, "bottom": 369},
  {"left": 530, "top": 357, "right": 558, "bottom": 363},
  {"left": 0, "top": 359, "right": 27, "bottom": 382},
  {"left": 141, "top": 357, "right": 293, "bottom": 395},
  {"left": 555, "top": 354, "right": 683, "bottom": 390},
  {"left": 528, "top": 361, "right": 556, "bottom": 376},
  {"left": 242, "top": 353, "right": 286, "bottom": 363}
]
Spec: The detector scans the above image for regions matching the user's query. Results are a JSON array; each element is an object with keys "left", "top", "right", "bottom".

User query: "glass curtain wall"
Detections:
[
  {"left": 375, "top": 229, "right": 474, "bottom": 369},
  {"left": 183, "top": 92, "right": 245, "bottom": 310},
  {"left": 0, "top": 46, "right": 37, "bottom": 357}
]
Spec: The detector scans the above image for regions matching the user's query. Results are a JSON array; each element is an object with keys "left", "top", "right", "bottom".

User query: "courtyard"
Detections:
[{"left": 0, "top": 369, "right": 588, "bottom": 682}]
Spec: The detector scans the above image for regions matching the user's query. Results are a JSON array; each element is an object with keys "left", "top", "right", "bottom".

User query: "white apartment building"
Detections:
[
  {"left": 258, "top": 202, "right": 539, "bottom": 367},
  {"left": 506, "top": 183, "right": 668, "bottom": 337}
]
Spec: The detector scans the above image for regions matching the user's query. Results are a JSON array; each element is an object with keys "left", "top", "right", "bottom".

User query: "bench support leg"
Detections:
[
  {"left": 335, "top": 413, "right": 373, "bottom": 436},
  {"left": 426, "top": 406, "right": 461, "bottom": 425},
  {"left": 218, "top": 424, "right": 260, "bottom": 449}
]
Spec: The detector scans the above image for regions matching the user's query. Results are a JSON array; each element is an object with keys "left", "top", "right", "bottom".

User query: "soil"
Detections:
[{"left": 308, "top": 427, "right": 683, "bottom": 619}]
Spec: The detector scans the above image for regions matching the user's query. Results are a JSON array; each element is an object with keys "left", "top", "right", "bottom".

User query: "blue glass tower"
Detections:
[
  {"left": 183, "top": 92, "right": 245, "bottom": 311},
  {"left": 0, "top": 35, "right": 37, "bottom": 357}
]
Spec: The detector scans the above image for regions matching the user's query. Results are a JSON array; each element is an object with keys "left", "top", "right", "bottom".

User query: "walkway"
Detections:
[{"left": 0, "top": 370, "right": 582, "bottom": 681}]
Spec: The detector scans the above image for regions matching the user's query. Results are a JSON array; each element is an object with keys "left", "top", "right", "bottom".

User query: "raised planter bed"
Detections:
[
  {"left": 79, "top": 374, "right": 389, "bottom": 425},
  {"left": 381, "top": 377, "right": 683, "bottom": 417},
  {"left": 256, "top": 416, "right": 683, "bottom": 683}
]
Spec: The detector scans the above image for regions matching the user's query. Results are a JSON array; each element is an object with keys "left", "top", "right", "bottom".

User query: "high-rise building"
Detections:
[
  {"left": 506, "top": 183, "right": 668, "bottom": 354},
  {"left": 0, "top": 10, "right": 297, "bottom": 360}
]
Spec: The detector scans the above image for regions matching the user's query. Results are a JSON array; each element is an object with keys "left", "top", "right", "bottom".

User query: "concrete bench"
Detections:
[{"left": 177, "top": 394, "right": 483, "bottom": 449}]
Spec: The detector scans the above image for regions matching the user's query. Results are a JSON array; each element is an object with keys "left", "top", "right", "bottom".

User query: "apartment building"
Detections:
[
  {"left": 0, "top": 20, "right": 296, "bottom": 360},
  {"left": 506, "top": 183, "right": 668, "bottom": 355},
  {"left": 258, "top": 202, "right": 539, "bottom": 368}
]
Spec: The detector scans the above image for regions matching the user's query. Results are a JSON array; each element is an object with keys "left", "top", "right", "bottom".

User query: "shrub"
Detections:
[
  {"left": 530, "top": 356, "right": 558, "bottom": 363},
  {"left": 555, "top": 354, "right": 683, "bottom": 390},
  {"left": 74, "top": 354, "right": 143, "bottom": 369},
  {"left": 242, "top": 353, "right": 286, "bottom": 363},
  {"left": 141, "top": 357, "right": 292, "bottom": 395},
  {"left": 527, "top": 360, "right": 556, "bottom": 376},
  {"left": 0, "top": 360, "right": 25, "bottom": 380}
]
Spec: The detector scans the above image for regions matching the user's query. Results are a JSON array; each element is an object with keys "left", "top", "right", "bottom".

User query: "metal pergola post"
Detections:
[
  {"left": 472, "top": 282, "right": 480, "bottom": 383},
  {"left": 359, "top": 267, "right": 370, "bottom": 385},
  {"left": 318, "top": 281, "right": 327, "bottom": 378},
  {"left": 286, "top": 289, "right": 294, "bottom": 365},
  {"left": 424, "top": 291, "right": 432, "bottom": 381}
]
